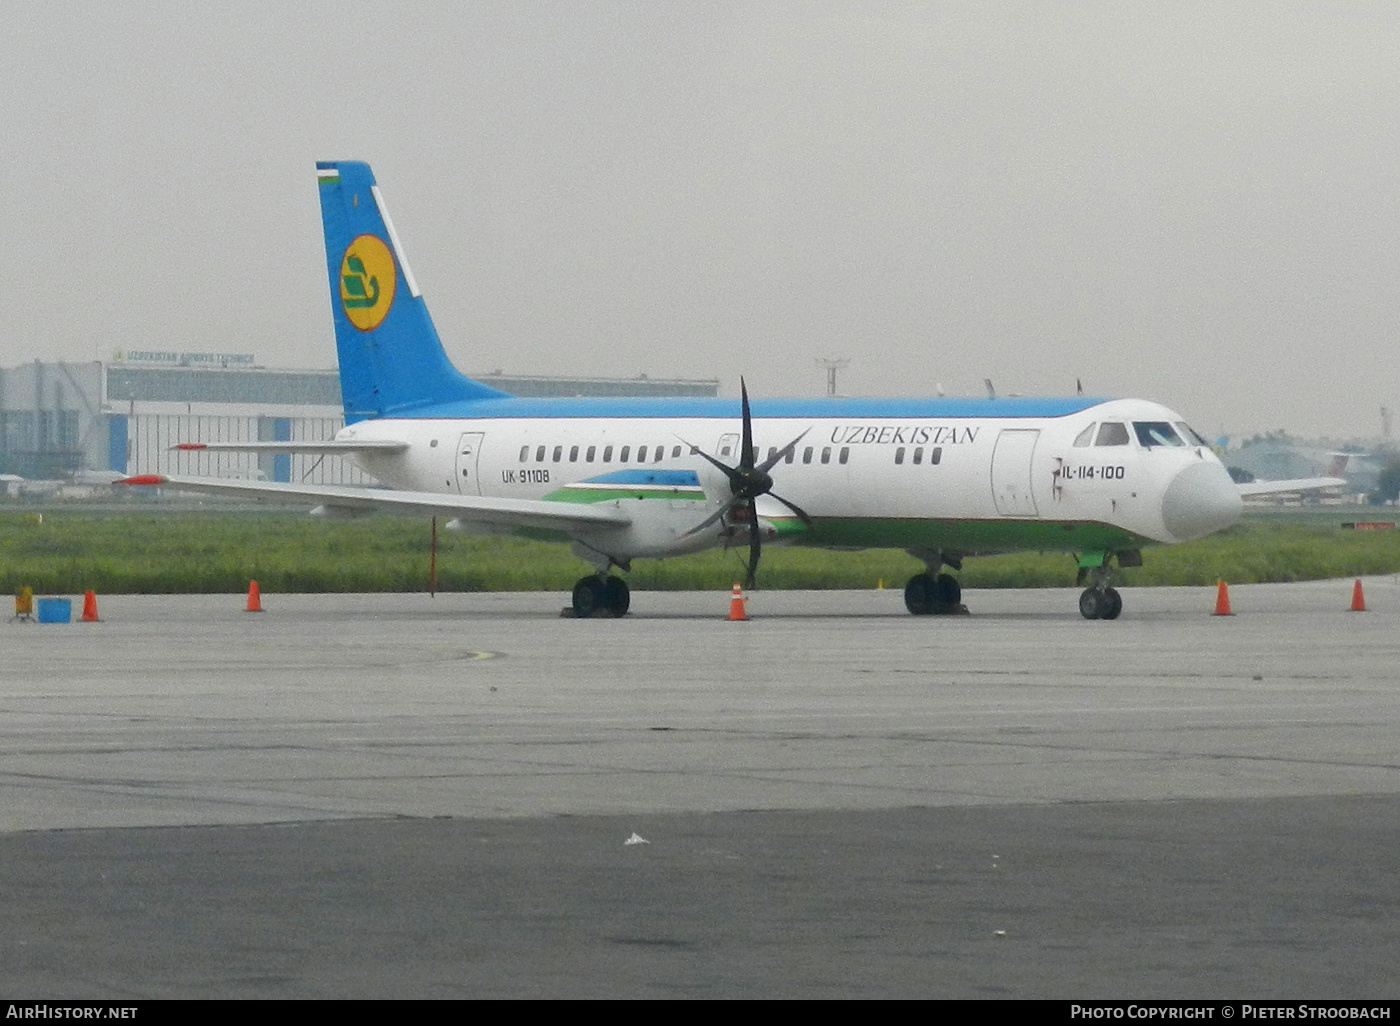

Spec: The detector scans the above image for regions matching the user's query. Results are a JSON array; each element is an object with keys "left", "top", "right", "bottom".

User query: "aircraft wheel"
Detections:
[
  {"left": 572, "top": 576, "right": 607, "bottom": 618},
  {"left": 904, "top": 573, "right": 935, "bottom": 615},
  {"left": 1103, "top": 587, "right": 1123, "bottom": 620},
  {"left": 906, "top": 573, "right": 963, "bottom": 615},
  {"left": 603, "top": 575, "right": 630, "bottom": 617},
  {"left": 933, "top": 573, "right": 961, "bottom": 608},
  {"left": 1079, "top": 587, "right": 1108, "bottom": 620}
]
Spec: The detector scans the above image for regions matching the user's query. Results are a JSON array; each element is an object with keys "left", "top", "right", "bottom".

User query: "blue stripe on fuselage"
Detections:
[
  {"left": 374, "top": 395, "right": 1112, "bottom": 421},
  {"left": 579, "top": 469, "right": 703, "bottom": 486}
]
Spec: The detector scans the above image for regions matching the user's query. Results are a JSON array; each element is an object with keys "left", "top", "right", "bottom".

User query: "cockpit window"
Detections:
[
  {"left": 1073, "top": 423, "right": 1096, "bottom": 447},
  {"left": 1176, "top": 422, "right": 1211, "bottom": 447},
  {"left": 1095, "top": 422, "right": 1130, "bottom": 446},
  {"left": 1134, "top": 421, "right": 1185, "bottom": 447}
]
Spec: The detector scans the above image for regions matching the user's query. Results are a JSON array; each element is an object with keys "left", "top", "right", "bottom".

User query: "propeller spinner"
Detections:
[{"left": 683, "top": 379, "right": 813, "bottom": 587}]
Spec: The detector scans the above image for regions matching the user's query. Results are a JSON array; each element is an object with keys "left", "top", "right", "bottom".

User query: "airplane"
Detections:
[
  {"left": 1234, "top": 452, "right": 1364, "bottom": 501},
  {"left": 122, "top": 160, "right": 1340, "bottom": 621}
]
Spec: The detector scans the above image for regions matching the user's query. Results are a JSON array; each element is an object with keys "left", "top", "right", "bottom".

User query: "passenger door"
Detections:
[{"left": 991, "top": 429, "right": 1040, "bottom": 516}]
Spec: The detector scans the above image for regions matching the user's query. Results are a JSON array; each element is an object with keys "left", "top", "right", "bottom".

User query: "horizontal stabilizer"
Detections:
[
  {"left": 171, "top": 440, "right": 409, "bottom": 454},
  {"left": 119, "top": 475, "right": 631, "bottom": 532}
]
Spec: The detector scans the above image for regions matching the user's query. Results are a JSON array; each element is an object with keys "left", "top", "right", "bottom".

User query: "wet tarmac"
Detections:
[{"left": 3, "top": 582, "right": 1397, "bottom": 997}]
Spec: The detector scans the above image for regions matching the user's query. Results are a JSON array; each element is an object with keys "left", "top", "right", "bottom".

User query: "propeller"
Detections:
[{"left": 682, "top": 378, "right": 813, "bottom": 588}]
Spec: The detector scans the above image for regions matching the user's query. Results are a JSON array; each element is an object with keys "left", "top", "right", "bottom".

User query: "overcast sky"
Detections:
[{"left": 3, "top": 2, "right": 1397, "bottom": 440}]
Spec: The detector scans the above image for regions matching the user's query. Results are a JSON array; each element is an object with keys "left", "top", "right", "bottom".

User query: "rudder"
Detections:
[{"left": 316, "top": 160, "right": 507, "bottom": 422}]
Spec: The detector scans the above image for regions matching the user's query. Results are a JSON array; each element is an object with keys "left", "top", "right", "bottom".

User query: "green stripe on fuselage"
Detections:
[
  {"left": 543, "top": 487, "right": 706, "bottom": 503},
  {"left": 787, "top": 517, "right": 1149, "bottom": 556},
  {"left": 523, "top": 504, "right": 1146, "bottom": 557}
]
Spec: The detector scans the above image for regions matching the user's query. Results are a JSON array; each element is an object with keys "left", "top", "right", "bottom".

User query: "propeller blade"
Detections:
[
  {"left": 756, "top": 427, "right": 811, "bottom": 474},
  {"left": 769, "top": 491, "right": 814, "bottom": 527},
  {"left": 739, "top": 377, "right": 755, "bottom": 469},
  {"left": 676, "top": 436, "right": 746, "bottom": 491},
  {"left": 745, "top": 498, "right": 761, "bottom": 588},
  {"left": 695, "top": 450, "right": 743, "bottom": 486},
  {"left": 680, "top": 503, "right": 732, "bottom": 539}
]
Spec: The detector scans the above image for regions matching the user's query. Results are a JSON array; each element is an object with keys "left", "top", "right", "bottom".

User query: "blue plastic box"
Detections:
[{"left": 36, "top": 598, "right": 72, "bottom": 623}]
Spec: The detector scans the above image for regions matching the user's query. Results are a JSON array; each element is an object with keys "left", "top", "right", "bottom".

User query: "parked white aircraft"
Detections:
[{"left": 125, "top": 161, "right": 1332, "bottom": 619}]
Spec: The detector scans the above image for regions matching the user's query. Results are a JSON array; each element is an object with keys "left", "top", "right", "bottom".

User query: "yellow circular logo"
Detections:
[{"left": 339, "top": 234, "right": 397, "bottom": 331}]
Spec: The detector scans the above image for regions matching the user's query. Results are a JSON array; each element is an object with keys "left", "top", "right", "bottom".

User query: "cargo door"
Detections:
[{"left": 455, "top": 432, "right": 484, "bottom": 495}]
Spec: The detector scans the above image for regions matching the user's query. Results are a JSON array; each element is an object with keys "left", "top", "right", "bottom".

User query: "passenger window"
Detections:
[
  {"left": 656, "top": 446, "right": 665, "bottom": 462},
  {"left": 636, "top": 445, "right": 647, "bottom": 463},
  {"left": 603, "top": 445, "right": 613, "bottom": 462},
  {"left": 802, "top": 446, "right": 813, "bottom": 465},
  {"left": 894, "top": 447, "right": 905, "bottom": 465},
  {"left": 569, "top": 445, "right": 579, "bottom": 463},
  {"left": 1073, "top": 423, "right": 1095, "bottom": 447},
  {"left": 930, "top": 446, "right": 942, "bottom": 465},
  {"left": 821, "top": 447, "right": 831, "bottom": 465},
  {"left": 535, "top": 445, "right": 546, "bottom": 462},
  {"left": 839, "top": 447, "right": 850, "bottom": 465},
  {"left": 912, "top": 446, "right": 923, "bottom": 465},
  {"left": 552, "top": 445, "right": 562, "bottom": 462},
  {"left": 784, "top": 447, "right": 794, "bottom": 464},
  {"left": 767, "top": 447, "right": 777, "bottom": 463},
  {"left": 519, "top": 445, "right": 529, "bottom": 462},
  {"left": 586, "top": 445, "right": 596, "bottom": 462},
  {"left": 1095, "top": 422, "right": 1130, "bottom": 446},
  {"left": 672, "top": 446, "right": 682, "bottom": 458},
  {"left": 1133, "top": 422, "right": 1184, "bottom": 447},
  {"left": 720, "top": 444, "right": 732, "bottom": 457},
  {"left": 619, "top": 445, "right": 630, "bottom": 463}
]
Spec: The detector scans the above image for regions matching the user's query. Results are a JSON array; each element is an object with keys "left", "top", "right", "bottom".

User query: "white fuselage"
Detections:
[{"left": 333, "top": 397, "right": 1242, "bottom": 560}]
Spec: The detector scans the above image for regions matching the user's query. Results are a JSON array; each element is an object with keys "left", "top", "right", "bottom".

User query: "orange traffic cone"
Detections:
[
  {"left": 728, "top": 582, "right": 748, "bottom": 621},
  {"left": 1350, "top": 579, "right": 1367, "bottom": 612},
  {"left": 80, "top": 590, "right": 100, "bottom": 622},
  {"left": 1213, "top": 580, "right": 1234, "bottom": 616},
  {"left": 246, "top": 580, "right": 263, "bottom": 613}
]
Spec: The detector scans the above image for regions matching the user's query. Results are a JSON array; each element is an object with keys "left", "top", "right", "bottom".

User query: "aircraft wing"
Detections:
[
  {"left": 172, "top": 440, "right": 409, "bottom": 454},
  {"left": 1237, "top": 477, "right": 1347, "bottom": 497},
  {"left": 121, "top": 474, "right": 631, "bottom": 532}
]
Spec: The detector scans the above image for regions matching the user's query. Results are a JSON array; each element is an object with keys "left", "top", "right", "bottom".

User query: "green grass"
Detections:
[{"left": 2, "top": 508, "right": 1398, "bottom": 594}]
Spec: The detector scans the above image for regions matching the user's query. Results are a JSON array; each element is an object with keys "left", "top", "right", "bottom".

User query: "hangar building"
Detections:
[{"left": 0, "top": 353, "right": 718, "bottom": 485}]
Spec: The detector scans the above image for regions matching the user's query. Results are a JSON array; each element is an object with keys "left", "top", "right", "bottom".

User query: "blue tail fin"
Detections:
[{"left": 316, "top": 160, "right": 507, "bottom": 422}]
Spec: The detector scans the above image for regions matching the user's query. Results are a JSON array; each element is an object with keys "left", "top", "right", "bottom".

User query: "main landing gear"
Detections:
[
  {"left": 570, "top": 574, "right": 630, "bottom": 618},
  {"left": 903, "top": 550, "right": 966, "bottom": 616},
  {"left": 1078, "top": 585, "right": 1122, "bottom": 620},
  {"left": 903, "top": 572, "right": 963, "bottom": 615}
]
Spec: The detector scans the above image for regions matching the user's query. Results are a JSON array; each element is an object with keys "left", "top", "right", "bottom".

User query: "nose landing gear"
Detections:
[{"left": 1076, "top": 551, "right": 1130, "bottom": 620}]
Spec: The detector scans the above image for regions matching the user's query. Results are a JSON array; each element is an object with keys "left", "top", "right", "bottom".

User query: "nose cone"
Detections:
[{"left": 1161, "top": 461, "right": 1244, "bottom": 541}]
